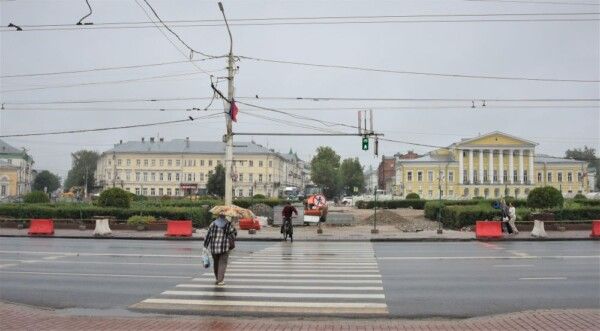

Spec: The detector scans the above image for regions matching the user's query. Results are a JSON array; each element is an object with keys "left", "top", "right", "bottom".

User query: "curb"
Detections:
[{"left": 0, "top": 234, "right": 595, "bottom": 242}]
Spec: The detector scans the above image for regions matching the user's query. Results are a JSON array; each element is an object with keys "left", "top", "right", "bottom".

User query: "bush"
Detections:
[
  {"left": 527, "top": 186, "right": 564, "bottom": 210},
  {"left": 252, "top": 194, "right": 266, "bottom": 199},
  {"left": 160, "top": 195, "right": 171, "bottom": 201},
  {"left": 127, "top": 215, "right": 155, "bottom": 226},
  {"left": 405, "top": 193, "right": 420, "bottom": 200},
  {"left": 23, "top": 191, "right": 50, "bottom": 204},
  {"left": 442, "top": 205, "right": 501, "bottom": 229},
  {"left": 233, "top": 198, "right": 283, "bottom": 208},
  {"left": 98, "top": 188, "right": 131, "bottom": 208},
  {"left": 355, "top": 199, "right": 426, "bottom": 210},
  {"left": 575, "top": 199, "right": 600, "bottom": 207},
  {"left": 573, "top": 193, "right": 586, "bottom": 200},
  {"left": 424, "top": 201, "right": 444, "bottom": 220}
]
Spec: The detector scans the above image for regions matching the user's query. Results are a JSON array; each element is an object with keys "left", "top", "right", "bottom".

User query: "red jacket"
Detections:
[{"left": 282, "top": 205, "right": 298, "bottom": 219}]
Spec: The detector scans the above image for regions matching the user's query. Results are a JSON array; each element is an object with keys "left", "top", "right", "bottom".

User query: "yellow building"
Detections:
[
  {"left": 95, "top": 138, "right": 308, "bottom": 198},
  {"left": 0, "top": 139, "right": 34, "bottom": 198},
  {"left": 395, "top": 132, "right": 589, "bottom": 200}
]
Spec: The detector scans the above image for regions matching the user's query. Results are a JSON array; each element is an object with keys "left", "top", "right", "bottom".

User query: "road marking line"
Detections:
[
  {"left": 493, "top": 264, "right": 534, "bottom": 268},
  {"left": 0, "top": 271, "right": 192, "bottom": 279},
  {"left": 230, "top": 262, "right": 377, "bottom": 266},
  {"left": 191, "top": 278, "right": 382, "bottom": 284},
  {"left": 377, "top": 255, "right": 600, "bottom": 260},
  {"left": 141, "top": 298, "right": 388, "bottom": 309},
  {"left": 206, "top": 273, "right": 381, "bottom": 278},
  {"left": 175, "top": 284, "right": 384, "bottom": 291},
  {"left": 0, "top": 250, "right": 204, "bottom": 258},
  {"left": 225, "top": 268, "right": 378, "bottom": 273},
  {"left": 0, "top": 264, "right": 18, "bottom": 268},
  {"left": 42, "top": 255, "right": 67, "bottom": 260},
  {"left": 162, "top": 290, "right": 385, "bottom": 299},
  {"left": 519, "top": 277, "right": 567, "bottom": 280}
]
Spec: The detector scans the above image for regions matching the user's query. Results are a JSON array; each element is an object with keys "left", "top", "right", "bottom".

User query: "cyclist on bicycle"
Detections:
[{"left": 281, "top": 201, "right": 298, "bottom": 237}]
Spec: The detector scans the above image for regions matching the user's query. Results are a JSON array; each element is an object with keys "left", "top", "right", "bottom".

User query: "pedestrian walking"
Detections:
[
  {"left": 508, "top": 202, "right": 519, "bottom": 234},
  {"left": 500, "top": 199, "right": 513, "bottom": 234},
  {"left": 203, "top": 212, "right": 237, "bottom": 286}
]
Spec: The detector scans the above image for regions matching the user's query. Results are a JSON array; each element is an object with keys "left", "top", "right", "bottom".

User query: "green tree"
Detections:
[
  {"left": 207, "top": 164, "right": 225, "bottom": 198},
  {"left": 565, "top": 146, "right": 599, "bottom": 190},
  {"left": 98, "top": 187, "right": 131, "bottom": 208},
  {"left": 32, "top": 170, "right": 61, "bottom": 193},
  {"left": 64, "top": 150, "right": 100, "bottom": 192},
  {"left": 527, "top": 186, "right": 564, "bottom": 210},
  {"left": 310, "top": 146, "right": 341, "bottom": 199},
  {"left": 339, "top": 158, "right": 365, "bottom": 195}
]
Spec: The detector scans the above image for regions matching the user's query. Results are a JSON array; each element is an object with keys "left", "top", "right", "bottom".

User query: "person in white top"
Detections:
[{"left": 508, "top": 202, "right": 518, "bottom": 234}]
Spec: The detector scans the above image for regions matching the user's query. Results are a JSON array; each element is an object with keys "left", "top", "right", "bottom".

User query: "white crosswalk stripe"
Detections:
[{"left": 131, "top": 242, "right": 387, "bottom": 316}]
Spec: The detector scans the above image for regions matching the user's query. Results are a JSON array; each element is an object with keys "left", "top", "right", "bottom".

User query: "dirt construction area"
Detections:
[{"left": 329, "top": 206, "right": 440, "bottom": 232}]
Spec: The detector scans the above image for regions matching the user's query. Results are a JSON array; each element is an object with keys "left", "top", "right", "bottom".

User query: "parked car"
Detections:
[{"left": 341, "top": 196, "right": 353, "bottom": 206}]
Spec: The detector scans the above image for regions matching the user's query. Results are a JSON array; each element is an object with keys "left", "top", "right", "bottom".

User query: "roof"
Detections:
[
  {"left": 450, "top": 131, "right": 538, "bottom": 148},
  {"left": 103, "top": 139, "right": 296, "bottom": 157},
  {"left": 0, "top": 139, "right": 22, "bottom": 154},
  {"left": 398, "top": 153, "right": 455, "bottom": 163},
  {"left": 534, "top": 154, "right": 587, "bottom": 164}
]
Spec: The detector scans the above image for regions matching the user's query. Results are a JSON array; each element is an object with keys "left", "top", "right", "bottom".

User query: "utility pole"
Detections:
[{"left": 219, "top": 2, "right": 235, "bottom": 206}]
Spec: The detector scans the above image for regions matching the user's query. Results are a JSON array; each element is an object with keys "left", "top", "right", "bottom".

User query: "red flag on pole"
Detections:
[{"left": 229, "top": 99, "right": 239, "bottom": 122}]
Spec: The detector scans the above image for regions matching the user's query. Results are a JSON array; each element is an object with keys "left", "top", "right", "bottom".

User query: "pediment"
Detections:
[{"left": 457, "top": 131, "right": 537, "bottom": 148}]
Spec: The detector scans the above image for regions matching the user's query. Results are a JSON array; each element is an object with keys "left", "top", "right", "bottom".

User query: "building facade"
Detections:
[
  {"left": 377, "top": 156, "right": 396, "bottom": 194},
  {"left": 395, "top": 132, "right": 589, "bottom": 200},
  {"left": 95, "top": 138, "right": 309, "bottom": 198},
  {"left": 0, "top": 139, "right": 34, "bottom": 198}
]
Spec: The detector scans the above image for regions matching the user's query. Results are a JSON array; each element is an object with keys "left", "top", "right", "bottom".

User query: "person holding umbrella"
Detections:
[{"left": 203, "top": 211, "right": 237, "bottom": 286}]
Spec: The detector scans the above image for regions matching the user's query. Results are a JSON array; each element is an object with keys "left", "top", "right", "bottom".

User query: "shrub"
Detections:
[
  {"left": 233, "top": 198, "right": 282, "bottom": 208},
  {"left": 527, "top": 187, "right": 564, "bottom": 210},
  {"left": 252, "top": 194, "right": 266, "bottom": 199},
  {"left": 405, "top": 193, "right": 420, "bottom": 200},
  {"left": 127, "top": 215, "right": 155, "bottom": 226},
  {"left": 442, "top": 205, "right": 501, "bottom": 229},
  {"left": 576, "top": 199, "right": 600, "bottom": 207},
  {"left": 472, "top": 196, "right": 485, "bottom": 200},
  {"left": 98, "top": 188, "right": 131, "bottom": 208},
  {"left": 424, "top": 201, "right": 444, "bottom": 220},
  {"left": 160, "top": 195, "right": 171, "bottom": 201},
  {"left": 23, "top": 191, "right": 50, "bottom": 204},
  {"left": 355, "top": 199, "right": 426, "bottom": 210}
]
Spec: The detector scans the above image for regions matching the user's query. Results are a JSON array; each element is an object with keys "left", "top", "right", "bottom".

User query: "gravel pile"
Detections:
[
  {"left": 249, "top": 203, "right": 274, "bottom": 219},
  {"left": 363, "top": 210, "right": 439, "bottom": 232}
]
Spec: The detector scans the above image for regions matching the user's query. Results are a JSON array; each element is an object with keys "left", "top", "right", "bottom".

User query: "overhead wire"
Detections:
[{"left": 465, "top": 0, "right": 600, "bottom": 6}]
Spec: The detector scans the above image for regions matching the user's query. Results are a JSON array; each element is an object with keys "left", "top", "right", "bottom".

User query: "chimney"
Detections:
[
  {"left": 141, "top": 137, "right": 145, "bottom": 143},
  {"left": 150, "top": 137, "right": 155, "bottom": 143},
  {"left": 159, "top": 138, "right": 164, "bottom": 142}
]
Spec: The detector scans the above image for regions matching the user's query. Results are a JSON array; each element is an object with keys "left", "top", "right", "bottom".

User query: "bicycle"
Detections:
[{"left": 282, "top": 216, "right": 294, "bottom": 242}]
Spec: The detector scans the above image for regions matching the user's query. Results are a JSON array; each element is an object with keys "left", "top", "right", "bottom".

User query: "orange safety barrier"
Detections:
[
  {"left": 476, "top": 221, "right": 502, "bottom": 239},
  {"left": 28, "top": 219, "right": 54, "bottom": 236},
  {"left": 304, "top": 209, "right": 322, "bottom": 216},
  {"left": 239, "top": 218, "right": 255, "bottom": 230},
  {"left": 591, "top": 220, "right": 600, "bottom": 239},
  {"left": 165, "top": 220, "right": 192, "bottom": 237},
  {"left": 253, "top": 219, "right": 261, "bottom": 230}
]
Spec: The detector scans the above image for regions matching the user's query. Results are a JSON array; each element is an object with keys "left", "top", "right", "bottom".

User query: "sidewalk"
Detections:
[
  {"left": 0, "top": 225, "right": 594, "bottom": 241},
  {"left": 1, "top": 301, "right": 599, "bottom": 331}
]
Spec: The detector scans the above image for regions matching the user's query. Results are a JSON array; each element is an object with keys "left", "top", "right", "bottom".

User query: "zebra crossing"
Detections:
[{"left": 130, "top": 242, "right": 388, "bottom": 316}]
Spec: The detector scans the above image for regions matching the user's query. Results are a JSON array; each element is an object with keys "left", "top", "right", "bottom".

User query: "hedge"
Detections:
[
  {"left": 355, "top": 200, "right": 427, "bottom": 210},
  {"left": 575, "top": 199, "right": 600, "bottom": 207},
  {"left": 23, "top": 191, "right": 50, "bottom": 204},
  {"left": 136, "top": 198, "right": 284, "bottom": 208},
  {"left": 0, "top": 204, "right": 212, "bottom": 228}
]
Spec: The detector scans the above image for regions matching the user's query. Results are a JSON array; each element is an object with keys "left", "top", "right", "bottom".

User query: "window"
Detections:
[
  {"left": 238, "top": 173, "right": 243, "bottom": 182},
  {"left": 463, "top": 170, "right": 468, "bottom": 183},
  {"left": 187, "top": 173, "right": 192, "bottom": 181},
  {"left": 143, "top": 172, "right": 148, "bottom": 181},
  {"left": 268, "top": 174, "right": 272, "bottom": 182},
  {"left": 168, "top": 160, "right": 172, "bottom": 166},
  {"left": 175, "top": 188, "right": 180, "bottom": 196},
  {"left": 547, "top": 172, "right": 553, "bottom": 182},
  {"left": 142, "top": 188, "right": 148, "bottom": 196},
  {"left": 524, "top": 170, "right": 528, "bottom": 183},
  {"left": 136, "top": 159, "right": 141, "bottom": 166},
  {"left": 151, "top": 160, "right": 155, "bottom": 166},
  {"left": 538, "top": 172, "right": 542, "bottom": 182},
  {"left": 108, "top": 160, "right": 111, "bottom": 166},
  {"left": 168, "top": 173, "right": 172, "bottom": 181},
  {"left": 199, "top": 173, "right": 204, "bottom": 181},
  {"left": 175, "top": 173, "right": 180, "bottom": 181},
  {"left": 558, "top": 172, "right": 563, "bottom": 182},
  {"left": 126, "top": 172, "right": 131, "bottom": 181},
  {"left": 503, "top": 170, "right": 508, "bottom": 182},
  {"left": 193, "top": 160, "right": 196, "bottom": 167},
  {"left": 428, "top": 190, "right": 433, "bottom": 197},
  {"left": 249, "top": 173, "right": 254, "bottom": 182},
  {"left": 249, "top": 160, "right": 254, "bottom": 167},
  {"left": 136, "top": 172, "right": 140, "bottom": 181},
  {"left": 144, "top": 159, "right": 148, "bottom": 167},
  {"left": 151, "top": 173, "right": 156, "bottom": 181},
  {"left": 483, "top": 170, "right": 488, "bottom": 183},
  {"left": 578, "top": 172, "right": 583, "bottom": 182},
  {"left": 217, "top": 160, "right": 222, "bottom": 166},
  {"left": 200, "top": 160, "right": 205, "bottom": 166},
  {"left": 117, "top": 159, "right": 122, "bottom": 166},
  {"left": 513, "top": 170, "right": 518, "bottom": 183},
  {"left": 259, "top": 174, "right": 263, "bottom": 182},
  {"left": 417, "top": 171, "right": 423, "bottom": 182},
  {"left": 473, "top": 170, "right": 478, "bottom": 183},
  {"left": 1, "top": 185, "right": 6, "bottom": 196},
  {"left": 159, "top": 188, "right": 163, "bottom": 196},
  {"left": 428, "top": 171, "right": 433, "bottom": 182},
  {"left": 568, "top": 172, "right": 573, "bottom": 182},
  {"left": 209, "top": 160, "right": 213, "bottom": 166},
  {"left": 238, "top": 189, "right": 244, "bottom": 197},
  {"left": 176, "top": 160, "right": 181, "bottom": 166},
  {"left": 448, "top": 171, "right": 454, "bottom": 182},
  {"left": 269, "top": 160, "right": 273, "bottom": 167},
  {"left": 159, "top": 160, "right": 164, "bottom": 166},
  {"left": 127, "top": 159, "right": 131, "bottom": 166},
  {"left": 167, "top": 188, "right": 172, "bottom": 196},
  {"left": 407, "top": 171, "right": 413, "bottom": 181},
  {"left": 259, "top": 161, "right": 264, "bottom": 167},
  {"left": 159, "top": 173, "right": 163, "bottom": 181},
  {"left": 135, "top": 187, "right": 140, "bottom": 195},
  {"left": 493, "top": 170, "right": 498, "bottom": 182},
  {"left": 150, "top": 188, "right": 156, "bottom": 196}
]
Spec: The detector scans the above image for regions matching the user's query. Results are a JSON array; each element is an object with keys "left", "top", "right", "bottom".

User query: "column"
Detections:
[
  {"left": 488, "top": 149, "right": 494, "bottom": 184},
  {"left": 458, "top": 149, "right": 464, "bottom": 184},
  {"left": 468, "top": 149, "right": 474, "bottom": 184},
  {"left": 478, "top": 150, "right": 484, "bottom": 184},
  {"left": 499, "top": 150, "right": 504, "bottom": 184},
  {"left": 519, "top": 149, "right": 524, "bottom": 184},
  {"left": 508, "top": 149, "right": 514, "bottom": 184},
  {"left": 529, "top": 149, "right": 535, "bottom": 184}
]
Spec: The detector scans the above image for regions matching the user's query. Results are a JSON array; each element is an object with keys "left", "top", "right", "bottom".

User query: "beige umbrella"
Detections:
[{"left": 210, "top": 205, "right": 255, "bottom": 219}]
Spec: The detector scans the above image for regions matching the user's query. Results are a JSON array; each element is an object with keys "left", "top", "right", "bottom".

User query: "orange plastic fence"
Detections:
[
  {"left": 165, "top": 220, "right": 192, "bottom": 237},
  {"left": 304, "top": 209, "right": 322, "bottom": 216},
  {"left": 239, "top": 218, "right": 255, "bottom": 230},
  {"left": 28, "top": 219, "right": 54, "bottom": 236},
  {"left": 591, "top": 220, "right": 600, "bottom": 238},
  {"left": 475, "top": 221, "right": 502, "bottom": 239}
]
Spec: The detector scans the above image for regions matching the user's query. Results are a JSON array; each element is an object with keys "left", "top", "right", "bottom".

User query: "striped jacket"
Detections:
[{"left": 203, "top": 220, "right": 237, "bottom": 254}]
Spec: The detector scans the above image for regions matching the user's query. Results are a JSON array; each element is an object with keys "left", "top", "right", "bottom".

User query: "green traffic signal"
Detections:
[{"left": 362, "top": 136, "right": 369, "bottom": 150}]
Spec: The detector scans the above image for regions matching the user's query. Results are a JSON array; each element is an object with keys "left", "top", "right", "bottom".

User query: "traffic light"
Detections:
[{"left": 362, "top": 136, "right": 369, "bottom": 150}]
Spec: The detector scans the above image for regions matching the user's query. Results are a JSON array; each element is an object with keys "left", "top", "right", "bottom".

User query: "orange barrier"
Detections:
[
  {"left": 28, "top": 219, "right": 54, "bottom": 236},
  {"left": 304, "top": 209, "right": 322, "bottom": 216},
  {"left": 253, "top": 219, "right": 261, "bottom": 230},
  {"left": 591, "top": 220, "right": 600, "bottom": 239},
  {"left": 165, "top": 220, "right": 192, "bottom": 237},
  {"left": 239, "top": 218, "right": 255, "bottom": 230},
  {"left": 476, "top": 221, "right": 502, "bottom": 239}
]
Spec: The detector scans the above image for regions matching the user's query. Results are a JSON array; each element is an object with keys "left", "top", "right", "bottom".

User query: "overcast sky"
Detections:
[{"left": 1, "top": 0, "right": 599, "bottom": 180}]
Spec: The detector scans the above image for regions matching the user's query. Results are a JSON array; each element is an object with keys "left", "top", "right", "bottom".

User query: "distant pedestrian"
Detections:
[
  {"left": 508, "top": 202, "right": 518, "bottom": 234},
  {"left": 203, "top": 212, "right": 237, "bottom": 286},
  {"left": 500, "top": 199, "right": 513, "bottom": 234}
]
